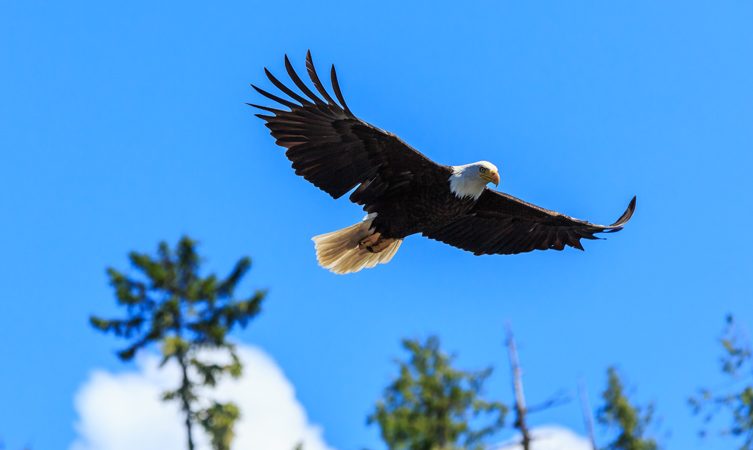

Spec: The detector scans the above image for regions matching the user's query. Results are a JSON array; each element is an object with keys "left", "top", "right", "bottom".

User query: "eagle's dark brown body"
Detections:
[{"left": 367, "top": 178, "right": 478, "bottom": 240}]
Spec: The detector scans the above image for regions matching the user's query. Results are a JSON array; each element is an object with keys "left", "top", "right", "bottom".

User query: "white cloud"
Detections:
[
  {"left": 494, "top": 425, "right": 592, "bottom": 450},
  {"left": 71, "top": 345, "right": 335, "bottom": 450}
]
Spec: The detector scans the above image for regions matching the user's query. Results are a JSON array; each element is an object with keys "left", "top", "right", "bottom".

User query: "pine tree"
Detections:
[
  {"left": 689, "top": 314, "right": 753, "bottom": 450},
  {"left": 90, "top": 236, "right": 266, "bottom": 450},
  {"left": 368, "top": 336, "right": 507, "bottom": 450},
  {"left": 597, "top": 367, "right": 660, "bottom": 450}
]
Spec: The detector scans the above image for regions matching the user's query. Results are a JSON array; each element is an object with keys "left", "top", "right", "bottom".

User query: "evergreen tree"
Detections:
[
  {"left": 597, "top": 366, "right": 659, "bottom": 450},
  {"left": 368, "top": 336, "right": 507, "bottom": 450},
  {"left": 90, "top": 236, "right": 266, "bottom": 450},
  {"left": 689, "top": 315, "right": 753, "bottom": 449}
]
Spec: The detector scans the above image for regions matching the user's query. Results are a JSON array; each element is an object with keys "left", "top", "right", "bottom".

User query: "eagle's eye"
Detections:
[{"left": 479, "top": 167, "right": 487, "bottom": 174}]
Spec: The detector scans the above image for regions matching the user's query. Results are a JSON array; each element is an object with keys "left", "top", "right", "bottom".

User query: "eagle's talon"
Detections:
[{"left": 358, "top": 233, "right": 381, "bottom": 250}]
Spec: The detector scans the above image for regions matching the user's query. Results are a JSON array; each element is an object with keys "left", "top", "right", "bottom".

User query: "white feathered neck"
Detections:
[{"left": 449, "top": 161, "right": 498, "bottom": 200}]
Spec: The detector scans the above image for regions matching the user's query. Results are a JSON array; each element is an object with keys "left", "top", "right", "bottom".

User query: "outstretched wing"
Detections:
[
  {"left": 250, "top": 51, "right": 450, "bottom": 205},
  {"left": 424, "top": 191, "right": 636, "bottom": 255}
]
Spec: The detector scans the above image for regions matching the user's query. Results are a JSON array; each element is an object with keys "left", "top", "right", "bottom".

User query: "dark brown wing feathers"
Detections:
[
  {"left": 250, "top": 51, "right": 446, "bottom": 202},
  {"left": 305, "top": 56, "right": 338, "bottom": 106},
  {"left": 424, "top": 193, "right": 636, "bottom": 255},
  {"left": 329, "top": 64, "right": 354, "bottom": 116}
]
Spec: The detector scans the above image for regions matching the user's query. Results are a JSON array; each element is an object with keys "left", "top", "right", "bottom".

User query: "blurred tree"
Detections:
[
  {"left": 597, "top": 366, "right": 660, "bottom": 450},
  {"left": 197, "top": 402, "right": 240, "bottom": 450},
  {"left": 90, "top": 236, "right": 266, "bottom": 450},
  {"left": 503, "top": 322, "right": 570, "bottom": 450},
  {"left": 504, "top": 322, "right": 531, "bottom": 450},
  {"left": 689, "top": 314, "right": 753, "bottom": 450},
  {"left": 368, "top": 336, "right": 507, "bottom": 450},
  {"left": 579, "top": 377, "right": 598, "bottom": 450}
]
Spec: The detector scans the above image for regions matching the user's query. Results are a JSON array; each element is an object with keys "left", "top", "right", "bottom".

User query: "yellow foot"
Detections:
[
  {"left": 370, "top": 237, "right": 395, "bottom": 253},
  {"left": 359, "top": 233, "right": 382, "bottom": 252},
  {"left": 358, "top": 233, "right": 394, "bottom": 253}
]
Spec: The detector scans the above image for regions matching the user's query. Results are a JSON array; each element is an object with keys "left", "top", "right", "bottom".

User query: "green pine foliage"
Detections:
[
  {"left": 197, "top": 402, "right": 241, "bottom": 450},
  {"left": 689, "top": 315, "right": 753, "bottom": 450},
  {"left": 597, "top": 367, "right": 660, "bottom": 450},
  {"left": 90, "top": 236, "right": 266, "bottom": 450},
  {"left": 368, "top": 336, "right": 507, "bottom": 450}
]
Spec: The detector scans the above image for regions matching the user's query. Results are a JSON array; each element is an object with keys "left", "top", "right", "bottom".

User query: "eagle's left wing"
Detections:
[
  {"left": 423, "top": 190, "right": 636, "bottom": 255},
  {"left": 250, "top": 51, "right": 451, "bottom": 206}
]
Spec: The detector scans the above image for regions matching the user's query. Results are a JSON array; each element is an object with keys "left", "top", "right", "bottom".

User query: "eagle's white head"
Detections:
[{"left": 449, "top": 161, "right": 500, "bottom": 200}]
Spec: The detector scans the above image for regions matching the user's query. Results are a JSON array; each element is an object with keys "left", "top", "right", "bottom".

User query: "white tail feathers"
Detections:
[{"left": 311, "top": 214, "right": 403, "bottom": 274}]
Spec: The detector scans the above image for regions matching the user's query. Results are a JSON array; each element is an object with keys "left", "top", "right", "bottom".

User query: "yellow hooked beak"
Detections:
[{"left": 481, "top": 171, "right": 500, "bottom": 187}]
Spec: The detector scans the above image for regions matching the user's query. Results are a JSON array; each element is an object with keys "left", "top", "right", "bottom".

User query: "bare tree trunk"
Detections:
[
  {"left": 505, "top": 321, "right": 531, "bottom": 450},
  {"left": 578, "top": 377, "right": 598, "bottom": 450},
  {"left": 179, "top": 355, "right": 195, "bottom": 450}
]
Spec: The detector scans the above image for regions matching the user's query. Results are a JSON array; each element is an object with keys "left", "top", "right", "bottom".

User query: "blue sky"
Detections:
[{"left": 1, "top": 1, "right": 752, "bottom": 449}]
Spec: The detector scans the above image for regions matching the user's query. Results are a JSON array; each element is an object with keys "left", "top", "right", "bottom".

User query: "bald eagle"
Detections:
[{"left": 251, "top": 52, "right": 636, "bottom": 274}]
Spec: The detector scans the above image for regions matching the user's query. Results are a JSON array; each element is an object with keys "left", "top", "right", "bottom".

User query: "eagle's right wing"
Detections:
[
  {"left": 424, "top": 190, "right": 636, "bottom": 255},
  {"left": 250, "top": 51, "right": 450, "bottom": 204}
]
